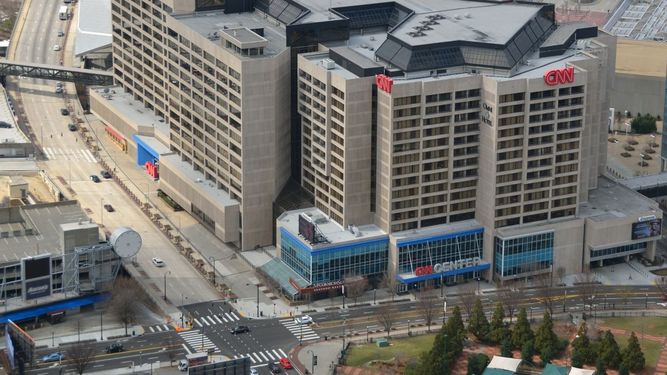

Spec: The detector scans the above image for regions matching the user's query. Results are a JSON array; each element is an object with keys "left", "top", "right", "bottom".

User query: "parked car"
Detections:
[
  {"left": 56, "top": 81, "right": 63, "bottom": 87},
  {"left": 152, "top": 257, "right": 165, "bottom": 267},
  {"left": 294, "top": 314, "right": 313, "bottom": 325},
  {"left": 53, "top": 44, "right": 61, "bottom": 51},
  {"left": 68, "top": 123, "right": 77, "bottom": 131},
  {"left": 105, "top": 343, "right": 124, "bottom": 353},
  {"left": 229, "top": 325, "right": 250, "bottom": 335},
  {"left": 250, "top": 369, "right": 259, "bottom": 375},
  {"left": 90, "top": 175, "right": 100, "bottom": 183},
  {"left": 101, "top": 170, "right": 112, "bottom": 179},
  {"left": 104, "top": 204, "right": 114, "bottom": 212},
  {"left": 60, "top": 108, "right": 69, "bottom": 116},
  {"left": 55, "top": 87, "right": 63, "bottom": 94},
  {"left": 57, "top": 31, "right": 64, "bottom": 37},
  {"left": 279, "top": 358, "right": 293, "bottom": 369},
  {"left": 268, "top": 362, "right": 282, "bottom": 373},
  {"left": 42, "top": 352, "right": 64, "bottom": 362}
]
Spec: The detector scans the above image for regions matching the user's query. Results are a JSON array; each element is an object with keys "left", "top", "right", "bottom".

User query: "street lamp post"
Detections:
[
  {"left": 476, "top": 277, "right": 481, "bottom": 295},
  {"left": 100, "top": 311, "right": 104, "bottom": 340},
  {"left": 407, "top": 320, "right": 410, "bottom": 336},
  {"left": 373, "top": 289, "right": 377, "bottom": 305},
  {"left": 645, "top": 293, "right": 648, "bottom": 308},
  {"left": 443, "top": 300, "right": 447, "bottom": 324},
  {"left": 246, "top": 283, "right": 260, "bottom": 317},
  {"left": 563, "top": 289, "right": 567, "bottom": 312},
  {"left": 163, "top": 271, "right": 171, "bottom": 301}
]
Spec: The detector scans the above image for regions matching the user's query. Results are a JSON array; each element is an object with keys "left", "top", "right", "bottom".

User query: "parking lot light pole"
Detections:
[{"left": 164, "top": 271, "right": 171, "bottom": 301}]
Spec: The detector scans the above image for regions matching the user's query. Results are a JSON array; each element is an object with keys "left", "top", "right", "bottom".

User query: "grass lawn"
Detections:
[
  {"left": 602, "top": 317, "right": 667, "bottom": 337},
  {"left": 614, "top": 334, "right": 662, "bottom": 368},
  {"left": 345, "top": 334, "right": 436, "bottom": 367}
]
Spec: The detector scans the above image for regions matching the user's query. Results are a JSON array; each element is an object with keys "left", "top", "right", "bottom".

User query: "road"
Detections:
[
  {"left": 174, "top": 301, "right": 300, "bottom": 374},
  {"left": 307, "top": 284, "right": 665, "bottom": 339},
  {"left": 26, "top": 331, "right": 185, "bottom": 374},
  {"left": 6, "top": 0, "right": 220, "bottom": 310}
]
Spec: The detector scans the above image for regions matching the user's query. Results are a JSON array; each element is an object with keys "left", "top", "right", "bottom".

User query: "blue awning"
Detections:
[{"left": 0, "top": 293, "right": 110, "bottom": 324}]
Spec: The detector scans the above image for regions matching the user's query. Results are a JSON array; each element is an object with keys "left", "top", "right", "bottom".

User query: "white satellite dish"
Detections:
[{"left": 109, "top": 227, "right": 142, "bottom": 258}]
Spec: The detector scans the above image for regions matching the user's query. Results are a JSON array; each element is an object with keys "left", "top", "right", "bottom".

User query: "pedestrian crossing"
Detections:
[
  {"left": 232, "top": 348, "right": 289, "bottom": 364},
  {"left": 178, "top": 330, "right": 220, "bottom": 353},
  {"left": 43, "top": 147, "right": 96, "bottom": 162},
  {"left": 192, "top": 312, "right": 240, "bottom": 328},
  {"left": 279, "top": 319, "right": 320, "bottom": 342},
  {"left": 147, "top": 324, "right": 172, "bottom": 333}
]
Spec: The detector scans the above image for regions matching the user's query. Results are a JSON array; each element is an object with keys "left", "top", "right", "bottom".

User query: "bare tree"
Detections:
[
  {"left": 377, "top": 304, "right": 398, "bottom": 338},
  {"left": 576, "top": 269, "right": 598, "bottom": 313},
  {"left": 459, "top": 283, "right": 477, "bottom": 319},
  {"left": 556, "top": 266, "right": 566, "bottom": 285},
  {"left": 110, "top": 276, "right": 143, "bottom": 335},
  {"left": 381, "top": 270, "right": 398, "bottom": 302},
  {"left": 499, "top": 287, "right": 522, "bottom": 323},
  {"left": 344, "top": 275, "right": 368, "bottom": 305},
  {"left": 67, "top": 341, "right": 96, "bottom": 375},
  {"left": 535, "top": 272, "right": 556, "bottom": 315},
  {"left": 416, "top": 291, "right": 438, "bottom": 332}
]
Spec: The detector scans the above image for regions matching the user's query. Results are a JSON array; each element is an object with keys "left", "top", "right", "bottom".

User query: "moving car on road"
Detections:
[
  {"left": 279, "top": 358, "right": 293, "bottom": 369},
  {"left": 68, "top": 123, "right": 77, "bottom": 131},
  {"left": 60, "top": 108, "right": 69, "bottom": 116},
  {"left": 53, "top": 44, "right": 61, "bottom": 51},
  {"left": 42, "top": 352, "right": 64, "bottom": 362},
  {"left": 269, "top": 362, "right": 282, "bottom": 373},
  {"left": 294, "top": 315, "right": 313, "bottom": 325},
  {"left": 90, "top": 175, "right": 101, "bottom": 183},
  {"left": 101, "top": 170, "right": 112, "bottom": 179},
  {"left": 229, "top": 325, "right": 250, "bottom": 335},
  {"left": 105, "top": 343, "right": 124, "bottom": 353},
  {"left": 152, "top": 257, "right": 165, "bottom": 267},
  {"left": 104, "top": 204, "right": 114, "bottom": 212}
]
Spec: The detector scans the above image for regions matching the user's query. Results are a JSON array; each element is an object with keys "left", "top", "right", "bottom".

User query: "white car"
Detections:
[
  {"left": 152, "top": 257, "right": 165, "bottom": 267},
  {"left": 294, "top": 315, "right": 313, "bottom": 325},
  {"left": 53, "top": 44, "right": 61, "bottom": 51},
  {"left": 657, "top": 302, "right": 667, "bottom": 307},
  {"left": 250, "top": 369, "right": 258, "bottom": 375}
]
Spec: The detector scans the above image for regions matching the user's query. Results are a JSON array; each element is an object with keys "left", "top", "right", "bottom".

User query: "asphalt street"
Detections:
[
  {"left": 308, "top": 284, "right": 665, "bottom": 338},
  {"left": 26, "top": 331, "right": 184, "bottom": 374},
  {"left": 177, "top": 301, "right": 300, "bottom": 374}
]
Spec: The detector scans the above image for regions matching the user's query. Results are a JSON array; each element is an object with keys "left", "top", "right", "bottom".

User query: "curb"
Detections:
[{"left": 6, "top": 0, "right": 32, "bottom": 60}]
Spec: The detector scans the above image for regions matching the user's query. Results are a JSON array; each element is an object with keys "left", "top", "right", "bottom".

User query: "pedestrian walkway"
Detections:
[
  {"left": 178, "top": 330, "right": 219, "bottom": 354},
  {"left": 43, "top": 146, "right": 97, "bottom": 162},
  {"left": 146, "top": 324, "right": 172, "bottom": 333},
  {"left": 232, "top": 348, "right": 289, "bottom": 365},
  {"left": 192, "top": 312, "right": 240, "bottom": 328},
  {"left": 280, "top": 319, "right": 320, "bottom": 342}
]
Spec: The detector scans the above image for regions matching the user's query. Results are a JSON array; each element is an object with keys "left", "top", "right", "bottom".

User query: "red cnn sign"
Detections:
[
  {"left": 543, "top": 66, "right": 574, "bottom": 86},
  {"left": 415, "top": 265, "right": 433, "bottom": 276},
  {"left": 145, "top": 161, "right": 159, "bottom": 179},
  {"left": 376, "top": 74, "right": 394, "bottom": 93}
]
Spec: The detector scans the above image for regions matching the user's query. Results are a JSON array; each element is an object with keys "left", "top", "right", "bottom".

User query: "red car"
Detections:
[{"left": 279, "top": 358, "right": 293, "bottom": 369}]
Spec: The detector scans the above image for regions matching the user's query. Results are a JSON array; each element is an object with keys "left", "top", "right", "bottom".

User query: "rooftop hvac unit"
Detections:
[{"left": 323, "top": 58, "right": 335, "bottom": 70}]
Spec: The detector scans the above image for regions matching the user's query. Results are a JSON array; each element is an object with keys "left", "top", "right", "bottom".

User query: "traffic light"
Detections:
[{"left": 313, "top": 355, "right": 318, "bottom": 365}]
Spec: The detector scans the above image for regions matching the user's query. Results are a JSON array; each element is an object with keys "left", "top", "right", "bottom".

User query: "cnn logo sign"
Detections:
[
  {"left": 543, "top": 66, "right": 574, "bottom": 86},
  {"left": 375, "top": 74, "right": 393, "bottom": 93}
]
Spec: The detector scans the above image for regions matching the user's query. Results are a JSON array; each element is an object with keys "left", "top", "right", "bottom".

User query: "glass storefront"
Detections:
[
  {"left": 280, "top": 228, "right": 388, "bottom": 284},
  {"left": 395, "top": 228, "right": 488, "bottom": 289},
  {"left": 494, "top": 231, "right": 554, "bottom": 279},
  {"left": 590, "top": 241, "right": 646, "bottom": 261}
]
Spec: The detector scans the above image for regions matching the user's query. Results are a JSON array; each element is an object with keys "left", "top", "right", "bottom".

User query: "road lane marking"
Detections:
[
  {"left": 259, "top": 352, "right": 269, "bottom": 361},
  {"left": 205, "top": 316, "right": 216, "bottom": 325},
  {"left": 278, "top": 349, "right": 287, "bottom": 357},
  {"left": 252, "top": 353, "right": 262, "bottom": 362},
  {"left": 202, "top": 317, "right": 210, "bottom": 326},
  {"left": 265, "top": 351, "right": 275, "bottom": 361},
  {"left": 163, "top": 324, "right": 169, "bottom": 331},
  {"left": 193, "top": 318, "right": 202, "bottom": 327},
  {"left": 272, "top": 350, "right": 281, "bottom": 359},
  {"left": 182, "top": 344, "right": 191, "bottom": 354},
  {"left": 155, "top": 325, "right": 162, "bottom": 332},
  {"left": 214, "top": 315, "right": 223, "bottom": 324},
  {"left": 230, "top": 312, "right": 239, "bottom": 320},
  {"left": 246, "top": 354, "right": 256, "bottom": 364},
  {"left": 224, "top": 313, "right": 234, "bottom": 321},
  {"left": 149, "top": 327, "right": 155, "bottom": 333}
]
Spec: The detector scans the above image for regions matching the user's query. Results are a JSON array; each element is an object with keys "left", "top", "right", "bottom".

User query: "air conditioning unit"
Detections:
[{"left": 323, "top": 58, "right": 335, "bottom": 70}]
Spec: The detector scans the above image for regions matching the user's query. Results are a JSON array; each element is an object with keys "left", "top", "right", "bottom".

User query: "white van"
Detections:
[{"left": 177, "top": 359, "right": 188, "bottom": 371}]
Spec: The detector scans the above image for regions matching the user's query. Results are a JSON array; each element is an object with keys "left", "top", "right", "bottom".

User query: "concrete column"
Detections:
[{"left": 645, "top": 241, "right": 656, "bottom": 261}]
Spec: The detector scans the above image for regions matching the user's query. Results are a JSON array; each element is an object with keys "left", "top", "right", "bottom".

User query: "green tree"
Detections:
[
  {"left": 415, "top": 307, "right": 466, "bottom": 375},
  {"left": 621, "top": 332, "right": 645, "bottom": 371},
  {"left": 468, "top": 298, "right": 490, "bottom": 341},
  {"left": 467, "top": 353, "right": 490, "bottom": 375},
  {"left": 511, "top": 308, "right": 533, "bottom": 349},
  {"left": 501, "top": 338, "right": 512, "bottom": 358},
  {"left": 521, "top": 340, "right": 534, "bottom": 363},
  {"left": 572, "top": 322, "right": 593, "bottom": 366},
  {"left": 618, "top": 364, "right": 629, "bottom": 375},
  {"left": 599, "top": 330, "right": 621, "bottom": 369},
  {"left": 540, "top": 342, "right": 556, "bottom": 364},
  {"left": 631, "top": 113, "right": 657, "bottom": 134},
  {"left": 534, "top": 312, "right": 559, "bottom": 357},
  {"left": 489, "top": 303, "right": 508, "bottom": 344},
  {"left": 596, "top": 359, "right": 607, "bottom": 375}
]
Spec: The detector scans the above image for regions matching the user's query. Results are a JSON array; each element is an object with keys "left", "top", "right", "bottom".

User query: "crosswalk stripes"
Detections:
[
  {"left": 192, "top": 313, "right": 240, "bottom": 327},
  {"left": 178, "top": 330, "right": 220, "bottom": 353},
  {"left": 147, "top": 324, "right": 171, "bottom": 333},
  {"left": 229, "top": 348, "right": 289, "bottom": 364},
  {"left": 279, "top": 319, "right": 320, "bottom": 341},
  {"left": 43, "top": 147, "right": 97, "bottom": 162}
]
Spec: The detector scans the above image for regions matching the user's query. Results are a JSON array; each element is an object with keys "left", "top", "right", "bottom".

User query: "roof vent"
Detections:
[
  {"left": 361, "top": 43, "right": 368, "bottom": 49},
  {"left": 370, "top": 36, "right": 376, "bottom": 41},
  {"left": 465, "top": 13, "right": 472, "bottom": 18},
  {"left": 407, "top": 31, "right": 426, "bottom": 37},
  {"left": 454, "top": 14, "right": 461, "bottom": 20},
  {"left": 323, "top": 58, "right": 335, "bottom": 70}
]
